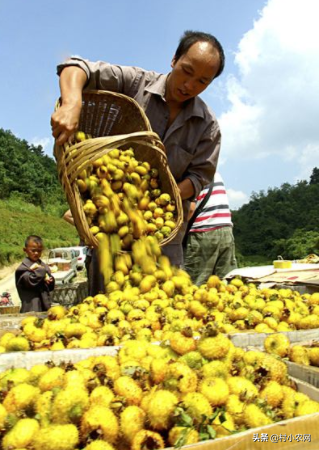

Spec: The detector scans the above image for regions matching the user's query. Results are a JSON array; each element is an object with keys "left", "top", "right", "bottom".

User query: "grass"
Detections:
[{"left": 0, "top": 198, "right": 79, "bottom": 267}]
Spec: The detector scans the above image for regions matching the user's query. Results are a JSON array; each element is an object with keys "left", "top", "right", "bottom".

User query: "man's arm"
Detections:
[
  {"left": 177, "top": 178, "right": 195, "bottom": 200},
  {"left": 51, "top": 66, "right": 87, "bottom": 145},
  {"left": 63, "top": 209, "right": 75, "bottom": 226}
]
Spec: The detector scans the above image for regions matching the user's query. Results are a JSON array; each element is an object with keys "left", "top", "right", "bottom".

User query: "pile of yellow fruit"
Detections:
[
  {"left": 264, "top": 333, "right": 319, "bottom": 367},
  {"left": 1, "top": 259, "right": 319, "bottom": 353},
  {"left": 1, "top": 334, "right": 318, "bottom": 450},
  {"left": 74, "top": 131, "right": 178, "bottom": 252}
]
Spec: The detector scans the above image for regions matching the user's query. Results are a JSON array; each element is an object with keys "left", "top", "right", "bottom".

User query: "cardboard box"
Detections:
[
  {"left": 286, "top": 361, "right": 319, "bottom": 389},
  {"left": 228, "top": 328, "right": 319, "bottom": 348},
  {"left": 0, "top": 311, "right": 46, "bottom": 331}
]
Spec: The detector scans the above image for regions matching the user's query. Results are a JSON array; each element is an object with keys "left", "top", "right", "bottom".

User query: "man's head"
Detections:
[
  {"left": 24, "top": 235, "right": 43, "bottom": 262},
  {"left": 174, "top": 31, "right": 225, "bottom": 78},
  {"left": 166, "top": 30, "right": 225, "bottom": 105}
]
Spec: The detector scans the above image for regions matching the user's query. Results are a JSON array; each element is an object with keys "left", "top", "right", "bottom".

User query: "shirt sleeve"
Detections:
[
  {"left": 57, "top": 57, "right": 140, "bottom": 95},
  {"left": 17, "top": 266, "right": 47, "bottom": 289},
  {"left": 185, "top": 120, "right": 221, "bottom": 200}
]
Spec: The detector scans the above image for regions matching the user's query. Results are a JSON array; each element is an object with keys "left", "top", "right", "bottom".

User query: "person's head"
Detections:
[
  {"left": 24, "top": 235, "right": 44, "bottom": 262},
  {"left": 166, "top": 30, "right": 225, "bottom": 104}
]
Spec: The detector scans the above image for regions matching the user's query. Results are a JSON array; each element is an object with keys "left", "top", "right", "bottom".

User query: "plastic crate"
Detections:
[{"left": 51, "top": 281, "right": 88, "bottom": 307}]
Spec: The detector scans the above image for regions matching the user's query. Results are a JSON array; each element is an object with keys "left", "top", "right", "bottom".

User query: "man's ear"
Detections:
[{"left": 171, "top": 55, "right": 177, "bottom": 69}]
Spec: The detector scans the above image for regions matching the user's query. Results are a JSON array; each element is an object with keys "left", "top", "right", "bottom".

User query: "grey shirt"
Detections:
[{"left": 57, "top": 57, "right": 221, "bottom": 264}]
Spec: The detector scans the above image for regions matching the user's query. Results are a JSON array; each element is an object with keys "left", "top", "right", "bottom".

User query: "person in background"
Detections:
[
  {"left": 51, "top": 30, "right": 225, "bottom": 269},
  {"left": 63, "top": 209, "right": 93, "bottom": 294},
  {"left": 15, "top": 235, "right": 55, "bottom": 313},
  {"left": 183, "top": 172, "right": 237, "bottom": 285}
]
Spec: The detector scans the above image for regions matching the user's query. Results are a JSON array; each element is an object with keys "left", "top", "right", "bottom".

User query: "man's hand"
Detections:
[
  {"left": 51, "top": 103, "right": 82, "bottom": 146},
  {"left": 51, "top": 66, "right": 87, "bottom": 146},
  {"left": 30, "top": 263, "right": 40, "bottom": 270}
]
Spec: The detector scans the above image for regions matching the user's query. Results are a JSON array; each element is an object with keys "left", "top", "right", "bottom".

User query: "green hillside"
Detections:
[
  {"left": 0, "top": 198, "right": 78, "bottom": 267},
  {"left": 0, "top": 128, "right": 79, "bottom": 267},
  {"left": 232, "top": 168, "right": 319, "bottom": 264}
]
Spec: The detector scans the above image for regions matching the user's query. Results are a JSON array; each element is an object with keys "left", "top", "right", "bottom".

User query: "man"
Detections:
[
  {"left": 51, "top": 30, "right": 225, "bottom": 266},
  {"left": 183, "top": 173, "right": 237, "bottom": 285}
]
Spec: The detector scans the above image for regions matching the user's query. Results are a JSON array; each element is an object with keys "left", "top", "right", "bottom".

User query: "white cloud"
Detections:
[
  {"left": 217, "top": 0, "right": 319, "bottom": 180},
  {"left": 296, "top": 143, "right": 319, "bottom": 182},
  {"left": 227, "top": 189, "right": 249, "bottom": 211},
  {"left": 30, "top": 136, "right": 54, "bottom": 156}
]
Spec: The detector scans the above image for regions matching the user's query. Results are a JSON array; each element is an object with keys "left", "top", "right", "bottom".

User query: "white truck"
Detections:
[{"left": 47, "top": 248, "right": 78, "bottom": 286}]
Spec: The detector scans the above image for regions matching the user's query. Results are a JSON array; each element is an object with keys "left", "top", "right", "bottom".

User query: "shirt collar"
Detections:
[{"left": 145, "top": 73, "right": 205, "bottom": 120}]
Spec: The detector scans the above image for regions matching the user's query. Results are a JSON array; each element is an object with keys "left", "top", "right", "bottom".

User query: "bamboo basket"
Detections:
[
  {"left": 0, "top": 306, "right": 20, "bottom": 315},
  {"left": 54, "top": 90, "right": 183, "bottom": 249}
]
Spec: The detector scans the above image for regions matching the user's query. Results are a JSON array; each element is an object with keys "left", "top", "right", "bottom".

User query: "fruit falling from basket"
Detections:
[{"left": 74, "top": 131, "right": 178, "bottom": 251}]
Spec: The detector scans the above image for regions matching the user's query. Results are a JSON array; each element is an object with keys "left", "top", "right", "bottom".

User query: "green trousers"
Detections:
[{"left": 183, "top": 226, "right": 237, "bottom": 286}]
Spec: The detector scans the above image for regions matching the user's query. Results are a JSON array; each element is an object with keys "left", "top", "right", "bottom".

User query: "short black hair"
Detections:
[
  {"left": 25, "top": 235, "right": 43, "bottom": 247},
  {"left": 174, "top": 30, "right": 225, "bottom": 79}
]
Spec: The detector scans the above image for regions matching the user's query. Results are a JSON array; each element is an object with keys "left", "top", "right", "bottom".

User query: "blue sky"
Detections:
[{"left": 1, "top": 0, "right": 318, "bottom": 209}]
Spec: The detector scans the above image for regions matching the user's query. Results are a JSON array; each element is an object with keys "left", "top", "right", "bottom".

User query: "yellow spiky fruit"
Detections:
[
  {"left": 289, "top": 345, "right": 310, "bottom": 365},
  {"left": 113, "top": 376, "right": 143, "bottom": 405},
  {"left": 260, "top": 380, "right": 284, "bottom": 408},
  {"left": 197, "top": 332, "right": 231, "bottom": 360},
  {"left": 81, "top": 405, "right": 118, "bottom": 443},
  {"left": 199, "top": 377, "right": 229, "bottom": 406},
  {"left": 32, "top": 424, "right": 79, "bottom": 450},
  {"left": 0, "top": 332, "right": 16, "bottom": 348},
  {"left": 2, "top": 418, "right": 39, "bottom": 450},
  {"left": 165, "top": 362, "right": 197, "bottom": 394},
  {"left": 51, "top": 386, "right": 89, "bottom": 424},
  {"left": 84, "top": 442, "right": 115, "bottom": 450},
  {"left": 227, "top": 376, "right": 258, "bottom": 401},
  {"left": 0, "top": 403, "right": 7, "bottom": 429},
  {"left": 5, "top": 336, "right": 30, "bottom": 352},
  {"left": 181, "top": 392, "right": 212, "bottom": 422},
  {"left": 120, "top": 405, "right": 146, "bottom": 443},
  {"left": 3, "top": 383, "right": 40, "bottom": 414},
  {"left": 225, "top": 394, "right": 245, "bottom": 425},
  {"left": 89, "top": 385, "right": 115, "bottom": 407},
  {"left": 201, "top": 360, "right": 229, "bottom": 379},
  {"left": 0, "top": 368, "right": 30, "bottom": 388},
  {"left": 261, "top": 354, "right": 288, "bottom": 384},
  {"left": 169, "top": 331, "right": 196, "bottom": 355},
  {"left": 308, "top": 347, "right": 319, "bottom": 367},
  {"left": 131, "top": 430, "right": 165, "bottom": 450},
  {"left": 281, "top": 389, "right": 309, "bottom": 419},
  {"left": 145, "top": 390, "right": 178, "bottom": 430},
  {"left": 264, "top": 333, "right": 290, "bottom": 358},
  {"left": 38, "top": 367, "right": 65, "bottom": 392},
  {"left": 91, "top": 355, "right": 121, "bottom": 380},
  {"left": 35, "top": 391, "right": 53, "bottom": 426},
  {"left": 212, "top": 412, "right": 236, "bottom": 437},
  {"left": 295, "top": 399, "right": 319, "bottom": 416},
  {"left": 243, "top": 404, "right": 273, "bottom": 428},
  {"left": 168, "top": 426, "right": 199, "bottom": 446}
]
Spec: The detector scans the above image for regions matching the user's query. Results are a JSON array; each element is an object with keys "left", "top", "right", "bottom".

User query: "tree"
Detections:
[{"left": 310, "top": 167, "right": 319, "bottom": 184}]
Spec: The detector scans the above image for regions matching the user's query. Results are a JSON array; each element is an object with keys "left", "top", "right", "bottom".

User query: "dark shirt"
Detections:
[{"left": 15, "top": 257, "right": 55, "bottom": 313}]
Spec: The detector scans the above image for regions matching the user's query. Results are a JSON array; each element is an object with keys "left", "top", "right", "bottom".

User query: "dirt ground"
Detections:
[{"left": 0, "top": 263, "right": 19, "bottom": 281}]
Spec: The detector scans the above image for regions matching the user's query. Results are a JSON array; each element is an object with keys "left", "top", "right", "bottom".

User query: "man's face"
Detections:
[
  {"left": 166, "top": 41, "right": 220, "bottom": 104},
  {"left": 24, "top": 241, "right": 43, "bottom": 262}
]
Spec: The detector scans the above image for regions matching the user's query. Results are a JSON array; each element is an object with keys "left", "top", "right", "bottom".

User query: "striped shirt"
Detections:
[{"left": 189, "top": 172, "right": 233, "bottom": 233}]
